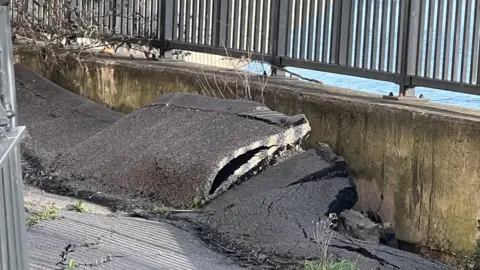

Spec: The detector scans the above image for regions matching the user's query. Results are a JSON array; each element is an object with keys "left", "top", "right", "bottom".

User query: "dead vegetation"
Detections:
[
  {"left": 196, "top": 54, "right": 271, "bottom": 103},
  {"left": 55, "top": 240, "right": 116, "bottom": 269},
  {"left": 301, "top": 220, "right": 359, "bottom": 270},
  {"left": 195, "top": 31, "right": 322, "bottom": 104},
  {"left": 10, "top": 0, "right": 163, "bottom": 79}
]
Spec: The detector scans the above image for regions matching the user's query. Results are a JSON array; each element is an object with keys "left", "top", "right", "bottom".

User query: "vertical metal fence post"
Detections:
[
  {"left": 0, "top": 4, "right": 17, "bottom": 128},
  {"left": 398, "top": 0, "right": 419, "bottom": 96},
  {"left": 338, "top": 0, "right": 352, "bottom": 66},
  {"left": 0, "top": 1, "right": 30, "bottom": 270},
  {"left": 330, "top": 0, "right": 343, "bottom": 64},
  {"left": 160, "top": 0, "right": 171, "bottom": 41},
  {"left": 211, "top": 0, "right": 227, "bottom": 48},
  {"left": 269, "top": 0, "right": 280, "bottom": 69},
  {"left": 115, "top": 0, "right": 123, "bottom": 34},
  {"left": 269, "top": 0, "right": 288, "bottom": 75},
  {"left": 158, "top": 0, "right": 171, "bottom": 56},
  {"left": 110, "top": 0, "right": 116, "bottom": 31}
]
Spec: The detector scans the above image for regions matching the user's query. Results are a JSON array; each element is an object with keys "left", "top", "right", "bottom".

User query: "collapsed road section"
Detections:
[
  {"left": 54, "top": 93, "right": 311, "bottom": 208},
  {"left": 16, "top": 65, "right": 453, "bottom": 269},
  {"left": 17, "top": 64, "right": 310, "bottom": 209},
  {"left": 188, "top": 144, "right": 452, "bottom": 270}
]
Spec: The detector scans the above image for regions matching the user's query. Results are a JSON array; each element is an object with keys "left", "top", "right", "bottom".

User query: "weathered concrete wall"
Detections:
[
  {"left": 14, "top": 50, "right": 480, "bottom": 258},
  {"left": 14, "top": 53, "right": 201, "bottom": 113}
]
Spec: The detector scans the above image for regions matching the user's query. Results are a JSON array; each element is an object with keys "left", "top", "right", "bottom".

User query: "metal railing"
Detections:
[
  {"left": 0, "top": 0, "right": 29, "bottom": 269},
  {"left": 11, "top": 0, "right": 480, "bottom": 96}
]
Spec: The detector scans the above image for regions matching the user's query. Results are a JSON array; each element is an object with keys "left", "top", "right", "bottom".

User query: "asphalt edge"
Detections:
[
  {"left": 202, "top": 121, "right": 311, "bottom": 205},
  {"left": 14, "top": 64, "right": 124, "bottom": 124}
]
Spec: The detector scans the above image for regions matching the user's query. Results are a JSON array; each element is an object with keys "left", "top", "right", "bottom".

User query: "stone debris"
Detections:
[
  {"left": 337, "top": 209, "right": 382, "bottom": 244},
  {"left": 192, "top": 144, "right": 453, "bottom": 270},
  {"left": 380, "top": 222, "right": 398, "bottom": 248}
]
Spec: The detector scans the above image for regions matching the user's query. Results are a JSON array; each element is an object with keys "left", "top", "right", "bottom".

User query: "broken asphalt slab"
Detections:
[
  {"left": 27, "top": 209, "right": 244, "bottom": 270},
  {"left": 199, "top": 145, "right": 355, "bottom": 245},
  {"left": 16, "top": 65, "right": 309, "bottom": 209},
  {"left": 182, "top": 145, "right": 453, "bottom": 270},
  {"left": 15, "top": 63, "right": 124, "bottom": 165},
  {"left": 52, "top": 93, "right": 310, "bottom": 208}
]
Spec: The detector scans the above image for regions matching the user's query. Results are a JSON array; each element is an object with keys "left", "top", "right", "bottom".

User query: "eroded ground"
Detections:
[{"left": 17, "top": 64, "right": 453, "bottom": 270}]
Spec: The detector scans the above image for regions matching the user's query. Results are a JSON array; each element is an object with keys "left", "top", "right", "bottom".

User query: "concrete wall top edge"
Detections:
[
  {"left": 96, "top": 57, "right": 480, "bottom": 126},
  {"left": 13, "top": 47, "right": 480, "bottom": 128}
]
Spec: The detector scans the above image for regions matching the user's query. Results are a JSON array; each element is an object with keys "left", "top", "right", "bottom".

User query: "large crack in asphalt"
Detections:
[
  {"left": 284, "top": 161, "right": 349, "bottom": 188},
  {"left": 187, "top": 145, "right": 453, "bottom": 270},
  {"left": 329, "top": 243, "right": 398, "bottom": 269},
  {"left": 294, "top": 219, "right": 309, "bottom": 239},
  {"left": 209, "top": 145, "right": 273, "bottom": 195}
]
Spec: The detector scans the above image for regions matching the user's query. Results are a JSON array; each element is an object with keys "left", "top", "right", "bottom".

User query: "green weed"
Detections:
[
  {"left": 302, "top": 259, "right": 359, "bottom": 270},
  {"left": 26, "top": 203, "right": 59, "bottom": 227},
  {"left": 63, "top": 259, "right": 79, "bottom": 269},
  {"left": 66, "top": 200, "right": 89, "bottom": 213},
  {"left": 152, "top": 206, "right": 172, "bottom": 214}
]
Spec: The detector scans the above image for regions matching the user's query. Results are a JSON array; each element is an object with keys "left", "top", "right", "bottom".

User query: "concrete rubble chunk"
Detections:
[
  {"left": 337, "top": 209, "right": 382, "bottom": 244},
  {"left": 331, "top": 209, "right": 399, "bottom": 248},
  {"left": 194, "top": 145, "right": 453, "bottom": 270},
  {"left": 54, "top": 93, "right": 311, "bottom": 208}
]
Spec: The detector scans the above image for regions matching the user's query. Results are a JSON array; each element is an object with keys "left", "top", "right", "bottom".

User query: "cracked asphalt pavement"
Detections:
[
  {"left": 186, "top": 146, "right": 453, "bottom": 270},
  {"left": 16, "top": 64, "right": 453, "bottom": 269},
  {"left": 27, "top": 208, "right": 245, "bottom": 270},
  {"left": 16, "top": 65, "right": 251, "bottom": 269}
]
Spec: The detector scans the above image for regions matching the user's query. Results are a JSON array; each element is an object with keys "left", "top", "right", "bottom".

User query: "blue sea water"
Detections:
[
  {"left": 288, "top": 67, "right": 480, "bottom": 110},
  {"left": 245, "top": 62, "right": 480, "bottom": 110}
]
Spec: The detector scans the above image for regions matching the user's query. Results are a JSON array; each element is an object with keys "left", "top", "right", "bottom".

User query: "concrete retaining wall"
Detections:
[{"left": 14, "top": 50, "right": 480, "bottom": 259}]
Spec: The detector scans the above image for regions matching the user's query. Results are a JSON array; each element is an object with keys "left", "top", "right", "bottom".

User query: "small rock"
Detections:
[
  {"left": 338, "top": 209, "right": 381, "bottom": 244},
  {"left": 380, "top": 222, "right": 398, "bottom": 248}
]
